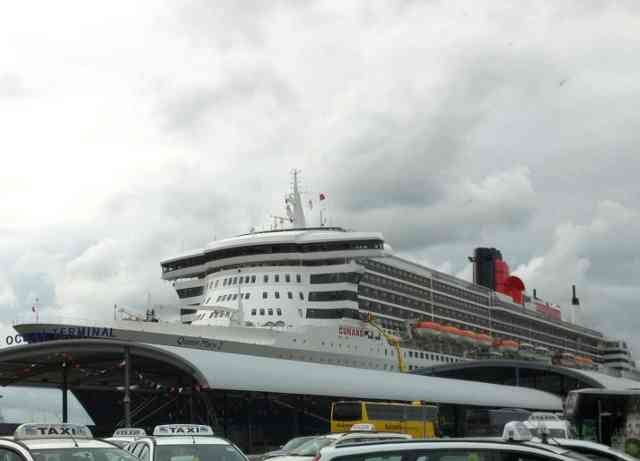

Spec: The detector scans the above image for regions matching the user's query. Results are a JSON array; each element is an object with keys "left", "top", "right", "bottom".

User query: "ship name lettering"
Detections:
[{"left": 338, "top": 326, "right": 369, "bottom": 337}]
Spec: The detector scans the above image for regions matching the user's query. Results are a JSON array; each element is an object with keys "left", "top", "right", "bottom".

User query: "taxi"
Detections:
[
  {"left": 125, "top": 424, "right": 247, "bottom": 461},
  {"left": 316, "top": 422, "right": 589, "bottom": 461},
  {"left": 0, "top": 423, "right": 139, "bottom": 461},
  {"left": 268, "top": 424, "right": 411, "bottom": 461},
  {"left": 105, "top": 428, "right": 147, "bottom": 448}
]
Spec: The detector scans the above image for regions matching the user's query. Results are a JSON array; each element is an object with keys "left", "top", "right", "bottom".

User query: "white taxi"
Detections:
[
  {"left": 124, "top": 424, "right": 247, "bottom": 461},
  {"left": 316, "top": 422, "right": 590, "bottom": 461},
  {"left": 268, "top": 424, "right": 411, "bottom": 461},
  {"left": 0, "top": 423, "right": 140, "bottom": 461},
  {"left": 105, "top": 428, "right": 147, "bottom": 448}
]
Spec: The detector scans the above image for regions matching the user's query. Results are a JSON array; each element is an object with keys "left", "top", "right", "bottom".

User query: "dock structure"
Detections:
[{"left": 0, "top": 339, "right": 582, "bottom": 451}]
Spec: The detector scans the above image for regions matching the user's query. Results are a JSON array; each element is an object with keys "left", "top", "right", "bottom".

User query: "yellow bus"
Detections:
[{"left": 330, "top": 401, "right": 439, "bottom": 438}]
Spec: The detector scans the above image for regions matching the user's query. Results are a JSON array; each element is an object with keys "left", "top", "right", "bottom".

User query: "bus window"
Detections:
[
  {"left": 367, "top": 403, "right": 405, "bottom": 420},
  {"left": 333, "top": 402, "right": 364, "bottom": 421}
]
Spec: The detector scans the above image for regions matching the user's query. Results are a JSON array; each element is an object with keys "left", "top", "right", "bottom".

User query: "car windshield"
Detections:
[
  {"left": 154, "top": 444, "right": 247, "bottom": 461},
  {"left": 31, "top": 447, "right": 141, "bottom": 461},
  {"left": 282, "top": 437, "right": 318, "bottom": 452},
  {"left": 289, "top": 438, "right": 334, "bottom": 456}
]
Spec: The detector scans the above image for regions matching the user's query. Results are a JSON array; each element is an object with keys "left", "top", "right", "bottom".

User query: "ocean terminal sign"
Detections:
[{"left": 21, "top": 327, "right": 114, "bottom": 343}]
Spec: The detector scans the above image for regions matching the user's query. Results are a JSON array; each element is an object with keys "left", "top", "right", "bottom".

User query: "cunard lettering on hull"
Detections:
[{"left": 338, "top": 326, "right": 375, "bottom": 339}]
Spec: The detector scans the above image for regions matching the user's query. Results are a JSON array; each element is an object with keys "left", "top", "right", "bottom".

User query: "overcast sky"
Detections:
[{"left": 1, "top": 1, "right": 639, "bottom": 356}]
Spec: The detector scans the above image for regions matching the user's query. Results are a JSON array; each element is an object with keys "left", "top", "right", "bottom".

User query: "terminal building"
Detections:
[
  {"left": 0, "top": 338, "right": 637, "bottom": 453},
  {"left": 0, "top": 339, "right": 561, "bottom": 451}
]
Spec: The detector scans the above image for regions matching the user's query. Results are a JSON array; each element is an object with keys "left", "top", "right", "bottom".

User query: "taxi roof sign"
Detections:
[
  {"left": 113, "top": 428, "right": 146, "bottom": 437},
  {"left": 15, "top": 424, "right": 93, "bottom": 440},
  {"left": 153, "top": 425, "right": 214, "bottom": 436},
  {"left": 502, "top": 421, "right": 532, "bottom": 442},
  {"left": 350, "top": 423, "right": 375, "bottom": 432}
]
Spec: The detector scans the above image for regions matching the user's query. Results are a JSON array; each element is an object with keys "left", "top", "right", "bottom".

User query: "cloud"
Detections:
[
  {"left": 342, "top": 166, "right": 536, "bottom": 252},
  {"left": 0, "top": 73, "right": 28, "bottom": 99},
  {"left": 512, "top": 200, "right": 640, "bottom": 350},
  {"left": 0, "top": 0, "right": 640, "bottom": 364}
]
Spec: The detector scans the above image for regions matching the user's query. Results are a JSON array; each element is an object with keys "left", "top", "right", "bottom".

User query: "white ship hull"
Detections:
[{"left": 14, "top": 319, "right": 464, "bottom": 372}]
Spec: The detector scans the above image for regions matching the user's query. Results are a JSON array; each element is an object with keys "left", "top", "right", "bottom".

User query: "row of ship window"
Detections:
[
  {"left": 206, "top": 293, "right": 251, "bottom": 304},
  {"left": 250, "top": 308, "right": 284, "bottom": 316},
  {"left": 493, "top": 311, "right": 599, "bottom": 352},
  {"left": 206, "top": 289, "right": 358, "bottom": 304},
  {"left": 359, "top": 259, "right": 490, "bottom": 306},
  {"left": 211, "top": 273, "right": 304, "bottom": 288},
  {"left": 206, "top": 272, "right": 361, "bottom": 291},
  {"left": 175, "top": 258, "right": 354, "bottom": 282},
  {"left": 362, "top": 273, "right": 431, "bottom": 299},
  {"left": 360, "top": 289, "right": 489, "bottom": 328},
  {"left": 162, "top": 240, "right": 383, "bottom": 272},
  {"left": 195, "top": 310, "right": 232, "bottom": 320}
]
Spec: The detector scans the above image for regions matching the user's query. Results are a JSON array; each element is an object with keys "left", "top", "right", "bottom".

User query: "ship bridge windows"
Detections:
[
  {"left": 308, "top": 290, "right": 358, "bottom": 302},
  {"left": 176, "top": 286, "right": 204, "bottom": 299},
  {"left": 310, "top": 272, "right": 361, "bottom": 284},
  {"left": 161, "top": 240, "right": 383, "bottom": 274}
]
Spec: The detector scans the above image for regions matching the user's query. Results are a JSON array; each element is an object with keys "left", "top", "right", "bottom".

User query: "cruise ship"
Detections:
[{"left": 14, "top": 171, "right": 637, "bottom": 378}]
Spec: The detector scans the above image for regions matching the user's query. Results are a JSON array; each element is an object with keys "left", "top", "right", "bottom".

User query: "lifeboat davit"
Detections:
[
  {"left": 414, "top": 321, "right": 442, "bottom": 338},
  {"left": 495, "top": 339, "right": 519, "bottom": 353}
]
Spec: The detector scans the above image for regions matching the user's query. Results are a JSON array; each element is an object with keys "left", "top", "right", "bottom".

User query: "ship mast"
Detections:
[{"left": 286, "top": 169, "right": 307, "bottom": 228}]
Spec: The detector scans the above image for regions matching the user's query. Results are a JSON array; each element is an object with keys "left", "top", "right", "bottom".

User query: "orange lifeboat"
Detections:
[
  {"left": 575, "top": 355, "right": 593, "bottom": 366},
  {"left": 441, "top": 325, "right": 463, "bottom": 340},
  {"left": 414, "top": 321, "right": 442, "bottom": 338},
  {"left": 459, "top": 329, "right": 478, "bottom": 345},
  {"left": 476, "top": 333, "right": 494, "bottom": 348},
  {"left": 495, "top": 339, "right": 519, "bottom": 353}
]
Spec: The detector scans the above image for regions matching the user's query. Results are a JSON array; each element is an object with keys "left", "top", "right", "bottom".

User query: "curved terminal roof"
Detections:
[
  {"left": 414, "top": 359, "right": 640, "bottom": 393},
  {"left": 156, "top": 345, "right": 561, "bottom": 410}
]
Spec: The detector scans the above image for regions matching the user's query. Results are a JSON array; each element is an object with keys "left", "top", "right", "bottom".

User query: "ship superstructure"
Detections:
[
  {"left": 14, "top": 171, "right": 637, "bottom": 378},
  {"left": 158, "top": 172, "right": 634, "bottom": 377}
]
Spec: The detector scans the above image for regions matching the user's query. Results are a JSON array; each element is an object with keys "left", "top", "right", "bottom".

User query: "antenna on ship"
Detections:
[{"left": 286, "top": 169, "right": 306, "bottom": 228}]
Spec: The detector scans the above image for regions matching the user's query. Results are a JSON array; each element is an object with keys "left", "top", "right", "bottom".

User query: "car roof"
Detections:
[
  {"left": 329, "top": 433, "right": 411, "bottom": 440},
  {"left": 19, "top": 439, "right": 117, "bottom": 449},
  {"left": 136, "top": 436, "right": 232, "bottom": 446},
  {"left": 547, "top": 439, "right": 636, "bottom": 458},
  {"left": 321, "top": 439, "right": 577, "bottom": 460}
]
